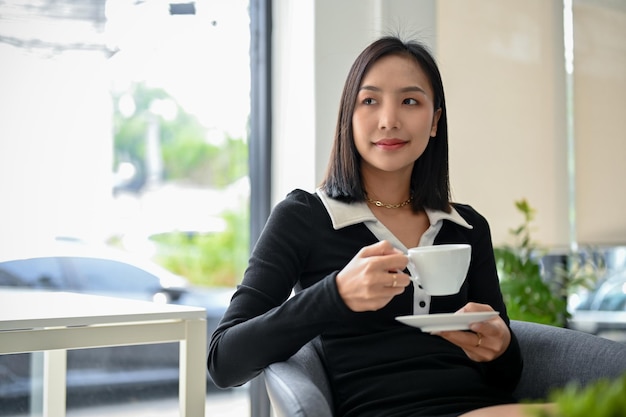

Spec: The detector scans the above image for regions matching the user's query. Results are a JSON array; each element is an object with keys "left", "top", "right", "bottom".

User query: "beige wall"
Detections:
[
  {"left": 272, "top": 0, "right": 625, "bottom": 248},
  {"left": 574, "top": 0, "right": 626, "bottom": 245}
]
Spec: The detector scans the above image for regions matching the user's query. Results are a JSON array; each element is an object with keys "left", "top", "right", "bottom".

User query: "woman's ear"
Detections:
[{"left": 430, "top": 108, "right": 442, "bottom": 137}]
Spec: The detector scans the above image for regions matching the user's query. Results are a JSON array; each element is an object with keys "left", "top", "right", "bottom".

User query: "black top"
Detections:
[{"left": 208, "top": 189, "right": 522, "bottom": 417}]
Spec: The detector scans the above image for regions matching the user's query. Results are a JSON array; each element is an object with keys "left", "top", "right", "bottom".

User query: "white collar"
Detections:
[{"left": 316, "top": 187, "right": 473, "bottom": 230}]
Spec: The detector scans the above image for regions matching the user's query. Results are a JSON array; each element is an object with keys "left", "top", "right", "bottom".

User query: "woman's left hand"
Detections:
[{"left": 434, "top": 302, "right": 511, "bottom": 362}]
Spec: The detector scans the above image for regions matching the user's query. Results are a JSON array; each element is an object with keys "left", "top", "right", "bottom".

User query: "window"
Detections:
[{"left": 0, "top": 0, "right": 262, "bottom": 414}]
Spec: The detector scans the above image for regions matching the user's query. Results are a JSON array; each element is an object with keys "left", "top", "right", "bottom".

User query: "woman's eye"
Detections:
[
  {"left": 403, "top": 98, "right": 418, "bottom": 105},
  {"left": 362, "top": 98, "right": 376, "bottom": 105}
]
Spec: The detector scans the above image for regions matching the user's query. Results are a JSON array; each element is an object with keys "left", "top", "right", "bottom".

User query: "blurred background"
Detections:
[
  {"left": 0, "top": 0, "right": 251, "bottom": 287},
  {"left": 0, "top": 0, "right": 252, "bottom": 415}
]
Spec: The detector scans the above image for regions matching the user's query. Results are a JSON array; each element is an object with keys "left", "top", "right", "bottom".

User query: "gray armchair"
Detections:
[{"left": 264, "top": 321, "right": 626, "bottom": 417}]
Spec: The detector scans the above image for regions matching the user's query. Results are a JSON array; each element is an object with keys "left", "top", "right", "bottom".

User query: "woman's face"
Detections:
[{"left": 352, "top": 54, "right": 441, "bottom": 177}]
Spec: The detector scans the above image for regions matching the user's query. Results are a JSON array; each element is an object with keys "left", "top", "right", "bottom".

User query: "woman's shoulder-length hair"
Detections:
[{"left": 319, "top": 36, "right": 451, "bottom": 213}]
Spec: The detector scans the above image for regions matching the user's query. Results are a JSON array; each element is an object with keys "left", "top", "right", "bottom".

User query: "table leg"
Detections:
[
  {"left": 179, "top": 318, "right": 206, "bottom": 417},
  {"left": 31, "top": 350, "right": 67, "bottom": 417}
]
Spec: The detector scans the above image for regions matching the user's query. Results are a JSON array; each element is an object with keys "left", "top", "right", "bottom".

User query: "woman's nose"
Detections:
[{"left": 378, "top": 103, "right": 400, "bottom": 130}]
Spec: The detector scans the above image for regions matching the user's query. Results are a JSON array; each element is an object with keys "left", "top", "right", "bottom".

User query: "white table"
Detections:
[{"left": 0, "top": 290, "right": 207, "bottom": 417}]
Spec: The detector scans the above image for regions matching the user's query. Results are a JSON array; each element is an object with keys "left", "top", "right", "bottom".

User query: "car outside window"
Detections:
[
  {"left": 70, "top": 257, "right": 162, "bottom": 294},
  {"left": 0, "top": 257, "right": 65, "bottom": 289},
  {"left": 597, "top": 288, "right": 626, "bottom": 311}
]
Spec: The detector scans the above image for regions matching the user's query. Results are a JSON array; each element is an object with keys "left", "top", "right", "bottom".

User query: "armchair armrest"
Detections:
[
  {"left": 511, "top": 320, "right": 626, "bottom": 400},
  {"left": 264, "top": 337, "right": 332, "bottom": 417}
]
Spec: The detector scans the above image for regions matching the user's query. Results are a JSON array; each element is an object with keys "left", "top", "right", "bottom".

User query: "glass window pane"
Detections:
[{"left": 0, "top": 0, "right": 254, "bottom": 414}]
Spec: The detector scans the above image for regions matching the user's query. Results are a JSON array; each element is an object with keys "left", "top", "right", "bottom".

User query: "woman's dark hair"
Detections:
[{"left": 319, "top": 36, "right": 451, "bottom": 213}]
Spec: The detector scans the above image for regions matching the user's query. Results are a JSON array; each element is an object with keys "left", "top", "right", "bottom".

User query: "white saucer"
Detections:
[{"left": 395, "top": 311, "right": 499, "bottom": 332}]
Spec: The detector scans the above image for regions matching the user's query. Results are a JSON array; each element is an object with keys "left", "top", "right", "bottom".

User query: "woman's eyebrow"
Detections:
[
  {"left": 359, "top": 85, "right": 427, "bottom": 94},
  {"left": 399, "top": 86, "right": 427, "bottom": 94}
]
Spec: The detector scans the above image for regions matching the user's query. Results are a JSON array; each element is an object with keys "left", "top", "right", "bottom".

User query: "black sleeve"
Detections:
[
  {"left": 207, "top": 190, "right": 351, "bottom": 388},
  {"left": 481, "top": 328, "right": 523, "bottom": 392}
]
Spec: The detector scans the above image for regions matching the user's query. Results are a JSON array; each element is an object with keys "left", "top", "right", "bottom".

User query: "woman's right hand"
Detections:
[{"left": 336, "top": 240, "right": 410, "bottom": 311}]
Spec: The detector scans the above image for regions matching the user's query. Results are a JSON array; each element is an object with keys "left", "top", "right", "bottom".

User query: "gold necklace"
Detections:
[{"left": 366, "top": 194, "right": 413, "bottom": 209}]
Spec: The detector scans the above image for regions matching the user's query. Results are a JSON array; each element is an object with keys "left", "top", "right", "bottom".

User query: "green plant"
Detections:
[
  {"left": 151, "top": 208, "right": 250, "bottom": 287},
  {"left": 112, "top": 82, "right": 248, "bottom": 189},
  {"left": 495, "top": 199, "right": 567, "bottom": 326},
  {"left": 495, "top": 199, "right": 601, "bottom": 327},
  {"left": 530, "top": 373, "right": 626, "bottom": 417}
]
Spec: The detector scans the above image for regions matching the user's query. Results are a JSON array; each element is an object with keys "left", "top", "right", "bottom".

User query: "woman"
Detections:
[{"left": 208, "top": 36, "right": 553, "bottom": 417}]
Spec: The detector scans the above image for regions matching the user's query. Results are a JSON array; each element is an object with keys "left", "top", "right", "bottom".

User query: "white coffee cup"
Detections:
[{"left": 405, "top": 244, "right": 471, "bottom": 295}]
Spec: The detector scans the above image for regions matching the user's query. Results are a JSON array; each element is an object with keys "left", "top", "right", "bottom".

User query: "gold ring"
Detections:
[
  {"left": 475, "top": 332, "right": 482, "bottom": 347},
  {"left": 391, "top": 274, "right": 398, "bottom": 288}
]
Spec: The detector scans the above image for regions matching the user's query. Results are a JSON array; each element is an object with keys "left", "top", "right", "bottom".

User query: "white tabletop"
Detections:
[{"left": 0, "top": 290, "right": 206, "bottom": 331}]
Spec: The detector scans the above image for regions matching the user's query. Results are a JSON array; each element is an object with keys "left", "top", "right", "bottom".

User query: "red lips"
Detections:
[{"left": 374, "top": 138, "right": 407, "bottom": 150}]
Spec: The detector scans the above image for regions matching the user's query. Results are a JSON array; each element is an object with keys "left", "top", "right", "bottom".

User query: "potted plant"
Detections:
[{"left": 494, "top": 199, "right": 600, "bottom": 327}]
